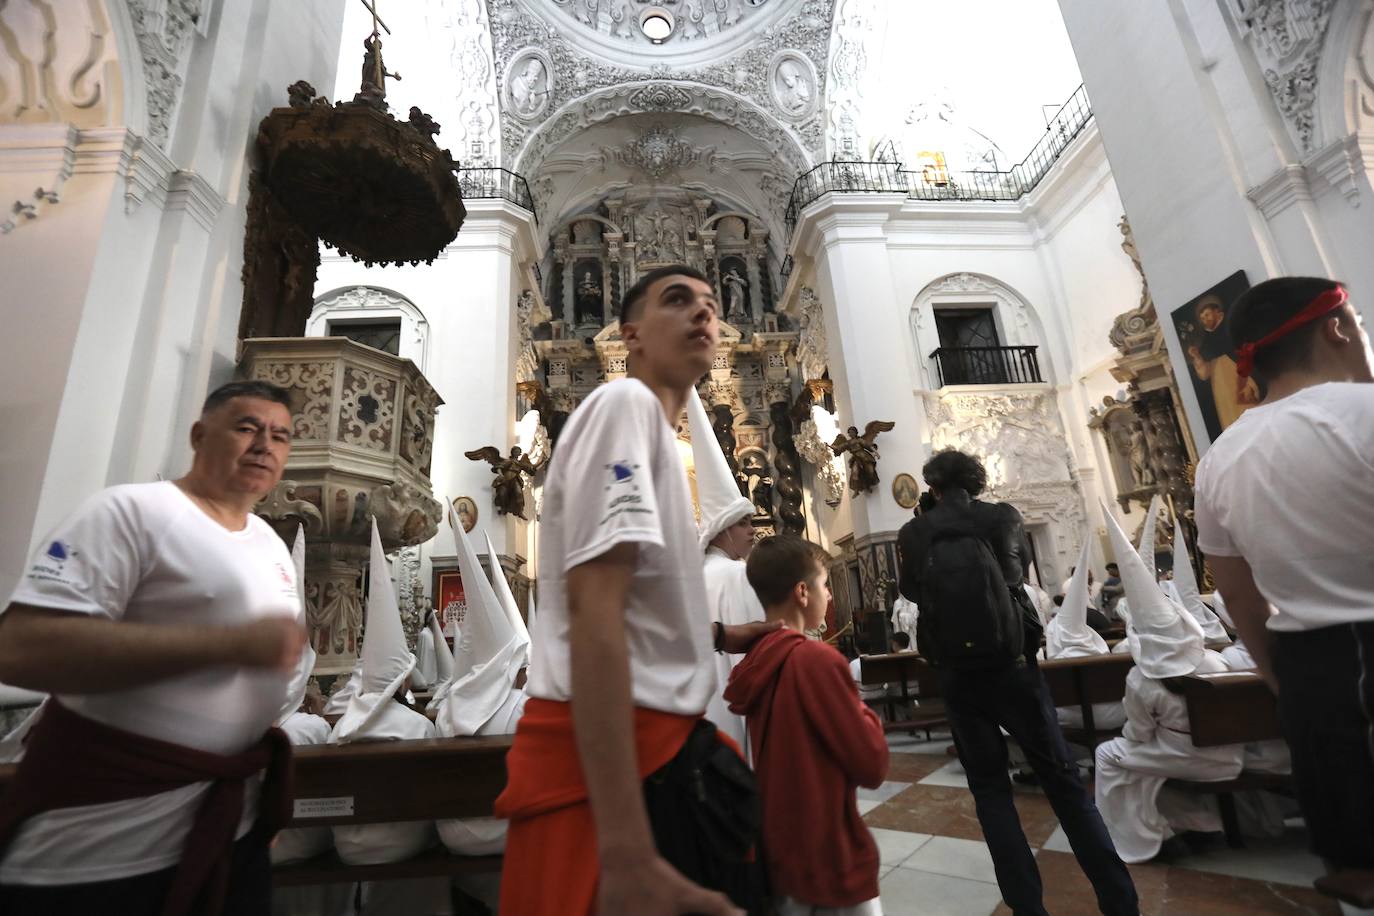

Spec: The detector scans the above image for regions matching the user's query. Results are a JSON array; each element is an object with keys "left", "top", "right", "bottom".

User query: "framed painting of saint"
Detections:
[{"left": 1171, "top": 270, "right": 1258, "bottom": 443}]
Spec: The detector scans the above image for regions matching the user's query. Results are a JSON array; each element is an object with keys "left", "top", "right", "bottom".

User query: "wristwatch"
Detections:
[{"left": 713, "top": 621, "right": 726, "bottom": 653}]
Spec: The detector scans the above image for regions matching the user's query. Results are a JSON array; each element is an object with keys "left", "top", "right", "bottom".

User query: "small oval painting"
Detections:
[
  {"left": 891, "top": 473, "right": 920, "bottom": 510},
  {"left": 453, "top": 496, "right": 478, "bottom": 533}
]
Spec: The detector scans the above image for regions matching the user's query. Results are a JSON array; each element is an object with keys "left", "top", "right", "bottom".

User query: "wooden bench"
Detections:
[
  {"left": 272, "top": 735, "right": 512, "bottom": 886},
  {"left": 858, "top": 653, "right": 947, "bottom": 737},
  {"left": 1160, "top": 672, "right": 1292, "bottom": 849},
  {"left": 1038, "top": 653, "right": 1134, "bottom": 749}
]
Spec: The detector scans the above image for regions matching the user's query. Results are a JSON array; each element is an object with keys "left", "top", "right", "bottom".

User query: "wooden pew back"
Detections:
[
  {"left": 1038, "top": 653, "right": 1135, "bottom": 707},
  {"left": 1162, "top": 672, "right": 1282, "bottom": 747}
]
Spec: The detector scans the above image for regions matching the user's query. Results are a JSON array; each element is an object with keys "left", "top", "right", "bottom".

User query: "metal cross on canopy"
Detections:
[{"left": 359, "top": 0, "right": 391, "bottom": 36}]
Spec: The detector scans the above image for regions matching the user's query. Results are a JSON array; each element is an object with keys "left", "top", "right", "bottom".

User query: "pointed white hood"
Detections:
[
  {"left": 1103, "top": 501, "right": 1205, "bottom": 679},
  {"left": 1045, "top": 538, "right": 1108, "bottom": 658},
  {"left": 1171, "top": 518, "right": 1230, "bottom": 643},
  {"left": 424, "top": 612, "right": 456, "bottom": 710},
  {"left": 332, "top": 520, "right": 418, "bottom": 741},
  {"left": 483, "top": 530, "right": 531, "bottom": 670},
  {"left": 1138, "top": 494, "right": 1163, "bottom": 576},
  {"left": 438, "top": 508, "right": 526, "bottom": 736},
  {"left": 276, "top": 525, "right": 318, "bottom": 724},
  {"left": 687, "top": 388, "right": 754, "bottom": 550}
]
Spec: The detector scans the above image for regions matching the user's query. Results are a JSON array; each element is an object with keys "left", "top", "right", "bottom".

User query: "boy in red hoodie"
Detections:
[{"left": 725, "top": 535, "right": 890, "bottom": 915}]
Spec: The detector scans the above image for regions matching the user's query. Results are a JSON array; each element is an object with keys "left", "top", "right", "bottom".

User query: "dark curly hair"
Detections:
[{"left": 922, "top": 449, "right": 988, "bottom": 497}]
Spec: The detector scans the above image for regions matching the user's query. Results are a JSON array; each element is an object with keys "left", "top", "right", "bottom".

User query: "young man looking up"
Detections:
[
  {"left": 495, "top": 265, "right": 774, "bottom": 916},
  {"left": 1194, "top": 276, "right": 1374, "bottom": 873}
]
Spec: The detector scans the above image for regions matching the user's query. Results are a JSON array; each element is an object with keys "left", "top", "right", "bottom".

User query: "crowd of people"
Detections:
[{"left": 0, "top": 269, "right": 1368, "bottom": 916}]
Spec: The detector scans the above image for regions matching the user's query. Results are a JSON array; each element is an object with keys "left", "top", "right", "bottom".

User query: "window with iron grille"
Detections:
[{"left": 329, "top": 320, "right": 402, "bottom": 356}]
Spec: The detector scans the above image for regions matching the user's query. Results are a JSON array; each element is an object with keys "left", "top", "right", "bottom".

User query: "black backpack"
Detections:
[{"left": 916, "top": 506, "right": 1024, "bottom": 670}]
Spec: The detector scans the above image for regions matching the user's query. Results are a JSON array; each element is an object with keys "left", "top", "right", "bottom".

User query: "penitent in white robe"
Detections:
[
  {"left": 411, "top": 627, "right": 437, "bottom": 691},
  {"left": 330, "top": 699, "right": 451, "bottom": 916},
  {"left": 435, "top": 689, "right": 529, "bottom": 857},
  {"left": 1094, "top": 651, "right": 1245, "bottom": 863},
  {"left": 273, "top": 712, "right": 354, "bottom": 916},
  {"left": 701, "top": 548, "right": 766, "bottom": 754}
]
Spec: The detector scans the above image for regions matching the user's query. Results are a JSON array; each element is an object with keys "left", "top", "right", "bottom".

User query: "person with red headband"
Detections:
[{"left": 1193, "top": 276, "right": 1374, "bottom": 876}]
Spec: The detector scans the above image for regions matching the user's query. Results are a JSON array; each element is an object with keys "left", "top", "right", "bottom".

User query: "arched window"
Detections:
[
  {"left": 910, "top": 273, "right": 1052, "bottom": 389},
  {"left": 308, "top": 287, "right": 430, "bottom": 371}
]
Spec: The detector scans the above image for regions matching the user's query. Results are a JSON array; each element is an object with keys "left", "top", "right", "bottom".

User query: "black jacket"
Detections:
[{"left": 897, "top": 490, "right": 1031, "bottom": 605}]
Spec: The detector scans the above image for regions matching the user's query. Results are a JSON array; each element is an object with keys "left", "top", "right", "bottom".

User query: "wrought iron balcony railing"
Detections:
[
  {"left": 456, "top": 167, "right": 538, "bottom": 222},
  {"left": 930, "top": 346, "right": 1044, "bottom": 387},
  {"left": 785, "top": 85, "right": 1093, "bottom": 235}
]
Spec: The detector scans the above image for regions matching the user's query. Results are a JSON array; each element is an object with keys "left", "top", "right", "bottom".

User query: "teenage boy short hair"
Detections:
[
  {"left": 892, "top": 632, "right": 911, "bottom": 650},
  {"left": 746, "top": 535, "right": 829, "bottom": 607},
  {"left": 618, "top": 264, "right": 713, "bottom": 325},
  {"left": 1228, "top": 276, "right": 1342, "bottom": 388}
]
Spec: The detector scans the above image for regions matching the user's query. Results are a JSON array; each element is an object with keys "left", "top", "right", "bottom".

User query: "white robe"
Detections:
[
  {"left": 411, "top": 627, "right": 437, "bottom": 691},
  {"left": 701, "top": 549, "right": 766, "bottom": 753},
  {"left": 435, "top": 689, "right": 528, "bottom": 857},
  {"left": 329, "top": 700, "right": 451, "bottom": 916},
  {"left": 890, "top": 596, "right": 920, "bottom": 645},
  {"left": 273, "top": 712, "right": 354, "bottom": 916},
  {"left": 1094, "top": 651, "right": 1244, "bottom": 863},
  {"left": 323, "top": 661, "right": 363, "bottom": 716}
]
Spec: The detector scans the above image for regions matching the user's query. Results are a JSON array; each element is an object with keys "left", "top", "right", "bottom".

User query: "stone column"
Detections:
[
  {"left": 766, "top": 382, "right": 805, "bottom": 536},
  {"left": 558, "top": 245, "right": 575, "bottom": 327},
  {"left": 746, "top": 222, "right": 766, "bottom": 323}
]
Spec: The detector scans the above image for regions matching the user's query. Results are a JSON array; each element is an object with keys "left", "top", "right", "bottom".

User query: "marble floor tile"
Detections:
[
  {"left": 858, "top": 780, "right": 912, "bottom": 803},
  {"left": 1041, "top": 824, "right": 1072, "bottom": 854},
  {"left": 1003, "top": 849, "right": 1342, "bottom": 916},
  {"left": 880, "top": 867, "right": 1005, "bottom": 916},
  {"left": 868, "top": 827, "right": 932, "bottom": 867},
  {"left": 886, "top": 732, "right": 956, "bottom": 756},
  {"left": 902, "top": 835, "right": 1000, "bottom": 884},
  {"left": 919, "top": 759, "right": 970, "bottom": 789},
  {"left": 1170, "top": 830, "right": 1326, "bottom": 888},
  {"left": 857, "top": 798, "right": 882, "bottom": 816},
  {"left": 862, "top": 784, "right": 986, "bottom": 842},
  {"left": 883, "top": 752, "right": 950, "bottom": 784}
]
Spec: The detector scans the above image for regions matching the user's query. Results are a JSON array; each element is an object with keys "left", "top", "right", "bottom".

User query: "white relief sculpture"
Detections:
[
  {"left": 795, "top": 286, "right": 828, "bottom": 383},
  {"left": 775, "top": 59, "right": 813, "bottom": 115},
  {"left": 507, "top": 51, "right": 553, "bottom": 121},
  {"left": 1227, "top": 0, "right": 1337, "bottom": 152},
  {"left": 722, "top": 268, "right": 748, "bottom": 321}
]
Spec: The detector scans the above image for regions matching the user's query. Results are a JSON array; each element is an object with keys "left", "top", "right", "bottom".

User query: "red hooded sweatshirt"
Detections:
[{"left": 724, "top": 628, "right": 889, "bottom": 907}]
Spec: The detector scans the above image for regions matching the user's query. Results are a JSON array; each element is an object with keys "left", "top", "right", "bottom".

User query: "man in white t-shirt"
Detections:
[
  {"left": 0, "top": 380, "right": 307, "bottom": 915},
  {"left": 495, "top": 265, "right": 775, "bottom": 916},
  {"left": 1194, "top": 276, "right": 1374, "bottom": 873}
]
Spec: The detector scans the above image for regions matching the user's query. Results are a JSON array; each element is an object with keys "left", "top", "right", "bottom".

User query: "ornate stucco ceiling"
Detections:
[{"left": 488, "top": 0, "right": 834, "bottom": 175}]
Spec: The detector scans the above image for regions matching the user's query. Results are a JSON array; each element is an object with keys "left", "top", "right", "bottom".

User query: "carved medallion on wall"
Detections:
[
  {"left": 767, "top": 50, "right": 819, "bottom": 121},
  {"left": 506, "top": 48, "right": 555, "bottom": 122}
]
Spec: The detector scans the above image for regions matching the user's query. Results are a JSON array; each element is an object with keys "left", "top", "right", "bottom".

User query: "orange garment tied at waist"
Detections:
[{"left": 495, "top": 697, "right": 711, "bottom": 916}]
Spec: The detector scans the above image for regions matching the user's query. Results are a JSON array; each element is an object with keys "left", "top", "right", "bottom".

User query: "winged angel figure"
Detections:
[
  {"left": 464, "top": 446, "right": 544, "bottom": 519},
  {"left": 830, "top": 420, "right": 896, "bottom": 496}
]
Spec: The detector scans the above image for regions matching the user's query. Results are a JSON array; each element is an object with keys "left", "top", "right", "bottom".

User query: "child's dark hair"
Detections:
[{"left": 746, "top": 535, "right": 829, "bottom": 607}]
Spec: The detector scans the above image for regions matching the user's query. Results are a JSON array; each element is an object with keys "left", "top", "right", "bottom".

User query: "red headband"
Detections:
[{"left": 1235, "top": 285, "right": 1348, "bottom": 378}]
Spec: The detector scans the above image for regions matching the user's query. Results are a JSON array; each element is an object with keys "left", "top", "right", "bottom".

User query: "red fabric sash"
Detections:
[
  {"left": 1236, "top": 285, "right": 1347, "bottom": 378},
  {"left": 0, "top": 701, "right": 292, "bottom": 916}
]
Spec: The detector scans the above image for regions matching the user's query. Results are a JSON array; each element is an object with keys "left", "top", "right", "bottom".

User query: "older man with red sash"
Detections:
[{"left": 0, "top": 380, "right": 307, "bottom": 916}]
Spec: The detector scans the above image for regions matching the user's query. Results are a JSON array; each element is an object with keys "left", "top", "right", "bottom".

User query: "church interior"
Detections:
[{"left": 2, "top": 0, "right": 1372, "bottom": 913}]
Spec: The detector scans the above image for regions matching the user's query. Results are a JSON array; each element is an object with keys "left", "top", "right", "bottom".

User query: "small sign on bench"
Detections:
[{"left": 293, "top": 796, "right": 355, "bottom": 819}]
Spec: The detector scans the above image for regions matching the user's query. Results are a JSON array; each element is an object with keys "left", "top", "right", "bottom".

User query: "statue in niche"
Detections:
[
  {"left": 722, "top": 268, "right": 748, "bottom": 322},
  {"left": 464, "top": 446, "right": 544, "bottom": 519},
  {"left": 775, "top": 59, "right": 813, "bottom": 115},
  {"left": 751, "top": 474, "right": 775, "bottom": 520},
  {"left": 511, "top": 57, "right": 548, "bottom": 118},
  {"left": 1128, "top": 421, "right": 1155, "bottom": 487},
  {"left": 830, "top": 420, "right": 896, "bottom": 496},
  {"left": 575, "top": 269, "right": 603, "bottom": 324}
]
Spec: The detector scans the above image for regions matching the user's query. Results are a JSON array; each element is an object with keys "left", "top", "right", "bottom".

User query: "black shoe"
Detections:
[{"left": 1011, "top": 768, "right": 1040, "bottom": 787}]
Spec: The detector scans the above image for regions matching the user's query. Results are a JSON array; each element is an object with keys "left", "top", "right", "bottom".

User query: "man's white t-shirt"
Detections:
[
  {"left": 526, "top": 379, "right": 715, "bottom": 716},
  {"left": 1195, "top": 382, "right": 1374, "bottom": 632},
  {"left": 1, "top": 481, "right": 298, "bottom": 883}
]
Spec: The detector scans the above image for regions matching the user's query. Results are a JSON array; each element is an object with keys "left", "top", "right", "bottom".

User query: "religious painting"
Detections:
[
  {"left": 891, "top": 473, "right": 920, "bottom": 510},
  {"left": 434, "top": 567, "right": 467, "bottom": 638},
  {"left": 452, "top": 496, "right": 478, "bottom": 533},
  {"left": 1171, "top": 271, "right": 1258, "bottom": 443}
]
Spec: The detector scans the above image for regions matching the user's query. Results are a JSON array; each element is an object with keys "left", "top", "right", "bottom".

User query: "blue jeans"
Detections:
[{"left": 938, "top": 662, "right": 1138, "bottom": 916}]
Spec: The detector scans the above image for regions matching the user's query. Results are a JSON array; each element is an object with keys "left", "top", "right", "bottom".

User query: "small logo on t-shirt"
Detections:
[
  {"left": 46, "top": 541, "right": 71, "bottom": 562},
  {"left": 601, "top": 462, "right": 650, "bottom": 525},
  {"left": 611, "top": 462, "right": 635, "bottom": 483}
]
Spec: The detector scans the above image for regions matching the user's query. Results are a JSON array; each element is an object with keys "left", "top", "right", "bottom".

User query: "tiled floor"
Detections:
[{"left": 865, "top": 732, "right": 1342, "bottom": 915}]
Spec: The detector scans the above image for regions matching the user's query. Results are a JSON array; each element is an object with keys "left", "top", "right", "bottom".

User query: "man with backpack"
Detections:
[{"left": 897, "top": 450, "right": 1138, "bottom": 916}]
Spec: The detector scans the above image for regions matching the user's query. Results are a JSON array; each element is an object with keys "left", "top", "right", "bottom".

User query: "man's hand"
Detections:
[
  {"left": 228, "top": 617, "right": 306, "bottom": 671},
  {"left": 597, "top": 849, "right": 742, "bottom": 916},
  {"left": 720, "top": 619, "right": 782, "bottom": 654}
]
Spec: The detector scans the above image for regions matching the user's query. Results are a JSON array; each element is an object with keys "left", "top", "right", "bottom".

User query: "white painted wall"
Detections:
[
  {"left": 1054, "top": 0, "right": 1374, "bottom": 453},
  {"left": 312, "top": 200, "right": 543, "bottom": 594},
  {"left": 0, "top": 0, "right": 347, "bottom": 600}
]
